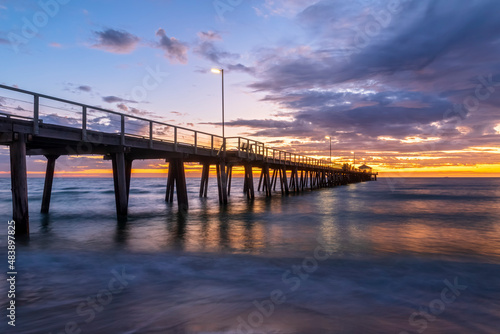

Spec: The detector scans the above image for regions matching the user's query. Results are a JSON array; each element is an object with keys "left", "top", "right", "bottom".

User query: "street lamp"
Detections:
[
  {"left": 325, "top": 136, "right": 332, "bottom": 163},
  {"left": 211, "top": 68, "right": 225, "bottom": 138},
  {"left": 351, "top": 151, "right": 355, "bottom": 168}
]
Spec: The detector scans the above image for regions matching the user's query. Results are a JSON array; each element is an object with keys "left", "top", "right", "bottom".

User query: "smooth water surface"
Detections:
[{"left": 0, "top": 177, "right": 499, "bottom": 333}]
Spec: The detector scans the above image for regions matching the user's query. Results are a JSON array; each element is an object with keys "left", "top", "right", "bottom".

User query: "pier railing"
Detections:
[{"left": 0, "top": 84, "right": 345, "bottom": 170}]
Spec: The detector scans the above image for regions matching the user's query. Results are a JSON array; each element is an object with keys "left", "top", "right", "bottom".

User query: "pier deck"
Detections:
[{"left": 0, "top": 84, "right": 377, "bottom": 237}]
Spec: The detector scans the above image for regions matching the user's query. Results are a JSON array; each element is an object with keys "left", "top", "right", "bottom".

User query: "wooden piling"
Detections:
[
  {"left": 258, "top": 169, "right": 264, "bottom": 191},
  {"left": 10, "top": 133, "right": 29, "bottom": 236},
  {"left": 199, "top": 163, "right": 209, "bottom": 198},
  {"left": 282, "top": 166, "right": 289, "bottom": 195},
  {"left": 125, "top": 159, "right": 132, "bottom": 202},
  {"left": 271, "top": 169, "right": 277, "bottom": 191},
  {"left": 227, "top": 164, "right": 233, "bottom": 196},
  {"left": 112, "top": 152, "right": 128, "bottom": 216},
  {"left": 41, "top": 155, "right": 59, "bottom": 214},
  {"left": 166, "top": 158, "right": 189, "bottom": 210},
  {"left": 165, "top": 162, "right": 175, "bottom": 202},
  {"left": 244, "top": 164, "right": 255, "bottom": 199},
  {"left": 175, "top": 159, "right": 189, "bottom": 210},
  {"left": 262, "top": 165, "right": 272, "bottom": 197},
  {"left": 219, "top": 160, "right": 228, "bottom": 204}
]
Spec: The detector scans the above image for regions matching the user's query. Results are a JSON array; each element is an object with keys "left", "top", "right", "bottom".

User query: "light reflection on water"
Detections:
[
  {"left": 1, "top": 177, "right": 499, "bottom": 259},
  {"left": 0, "top": 177, "right": 499, "bottom": 333}
]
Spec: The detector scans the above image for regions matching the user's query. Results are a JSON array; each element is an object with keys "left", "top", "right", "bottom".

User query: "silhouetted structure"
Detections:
[{"left": 0, "top": 84, "right": 377, "bottom": 237}]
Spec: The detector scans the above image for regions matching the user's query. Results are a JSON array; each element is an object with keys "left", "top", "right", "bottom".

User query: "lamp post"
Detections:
[
  {"left": 325, "top": 136, "right": 331, "bottom": 163},
  {"left": 211, "top": 68, "right": 225, "bottom": 138},
  {"left": 351, "top": 151, "right": 355, "bottom": 168}
]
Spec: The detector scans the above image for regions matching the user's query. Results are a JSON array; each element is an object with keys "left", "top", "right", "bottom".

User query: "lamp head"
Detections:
[
  {"left": 325, "top": 136, "right": 330, "bottom": 139},
  {"left": 211, "top": 68, "right": 222, "bottom": 74}
]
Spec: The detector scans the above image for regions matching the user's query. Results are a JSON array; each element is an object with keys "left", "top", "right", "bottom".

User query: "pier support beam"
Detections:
[
  {"left": 199, "top": 163, "right": 209, "bottom": 198},
  {"left": 243, "top": 164, "right": 255, "bottom": 199},
  {"left": 125, "top": 158, "right": 133, "bottom": 202},
  {"left": 216, "top": 160, "right": 228, "bottom": 204},
  {"left": 227, "top": 164, "right": 233, "bottom": 197},
  {"left": 41, "top": 155, "right": 59, "bottom": 214},
  {"left": 112, "top": 152, "right": 128, "bottom": 217},
  {"left": 10, "top": 133, "right": 29, "bottom": 237},
  {"left": 262, "top": 165, "right": 272, "bottom": 197},
  {"left": 166, "top": 158, "right": 189, "bottom": 210},
  {"left": 282, "top": 166, "right": 289, "bottom": 195}
]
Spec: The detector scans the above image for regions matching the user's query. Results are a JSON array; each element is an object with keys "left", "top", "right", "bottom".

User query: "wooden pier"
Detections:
[{"left": 0, "top": 84, "right": 377, "bottom": 237}]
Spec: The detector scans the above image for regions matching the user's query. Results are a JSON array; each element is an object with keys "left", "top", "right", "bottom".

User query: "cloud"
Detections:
[
  {"left": 92, "top": 28, "right": 140, "bottom": 54},
  {"left": 254, "top": 0, "right": 316, "bottom": 18},
  {"left": 198, "top": 31, "right": 222, "bottom": 41},
  {"left": 78, "top": 85, "right": 92, "bottom": 92},
  {"left": 0, "top": 37, "right": 9, "bottom": 45},
  {"left": 117, "top": 103, "right": 128, "bottom": 111},
  {"left": 251, "top": 0, "right": 500, "bottom": 93},
  {"left": 114, "top": 103, "right": 155, "bottom": 117},
  {"left": 194, "top": 31, "right": 254, "bottom": 73},
  {"left": 102, "top": 96, "right": 136, "bottom": 104},
  {"left": 227, "top": 0, "right": 500, "bottom": 162},
  {"left": 155, "top": 28, "right": 188, "bottom": 64}
]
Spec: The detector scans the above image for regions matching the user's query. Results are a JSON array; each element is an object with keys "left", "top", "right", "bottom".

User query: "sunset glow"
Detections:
[{"left": 0, "top": 1, "right": 499, "bottom": 177}]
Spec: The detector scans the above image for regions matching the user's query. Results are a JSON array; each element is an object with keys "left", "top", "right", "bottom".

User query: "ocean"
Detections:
[{"left": 0, "top": 177, "right": 499, "bottom": 333}]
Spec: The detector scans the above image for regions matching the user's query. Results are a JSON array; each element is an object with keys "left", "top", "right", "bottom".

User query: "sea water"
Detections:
[{"left": 0, "top": 177, "right": 499, "bottom": 333}]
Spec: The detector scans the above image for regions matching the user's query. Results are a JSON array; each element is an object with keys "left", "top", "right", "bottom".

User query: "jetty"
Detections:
[{"left": 0, "top": 84, "right": 377, "bottom": 236}]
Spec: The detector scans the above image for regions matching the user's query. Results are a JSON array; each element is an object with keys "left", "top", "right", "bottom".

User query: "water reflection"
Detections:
[{"left": 1, "top": 177, "right": 500, "bottom": 260}]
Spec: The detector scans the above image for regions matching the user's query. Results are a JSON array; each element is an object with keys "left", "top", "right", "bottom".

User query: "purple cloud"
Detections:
[
  {"left": 92, "top": 28, "right": 140, "bottom": 54},
  {"left": 155, "top": 28, "right": 188, "bottom": 64}
]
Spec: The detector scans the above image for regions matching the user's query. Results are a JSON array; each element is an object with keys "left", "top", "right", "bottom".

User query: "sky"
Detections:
[{"left": 1, "top": 0, "right": 500, "bottom": 177}]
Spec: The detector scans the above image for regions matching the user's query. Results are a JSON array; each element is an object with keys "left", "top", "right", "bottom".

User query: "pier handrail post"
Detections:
[
  {"left": 120, "top": 114, "right": 125, "bottom": 146},
  {"left": 238, "top": 137, "right": 241, "bottom": 156},
  {"left": 211, "top": 135, "right": 214, "bottom": 155},
  {"left": 149, "top": 121, "right": 153, "bottom": 149},
  {"left": 174, "top": 127, "right": 178, "bottom": 151},
  {"left": 194, "top": 131, "right": 198, "bottom": 154},
  {"left": 82, "top": 106, "right": 87, "bottom": 141},
  {"left": 33, "top": 94, "right": 39, "bottom": 134},
  {"left": 223, "top": 137, "right": 226, "bottom": 158}
]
